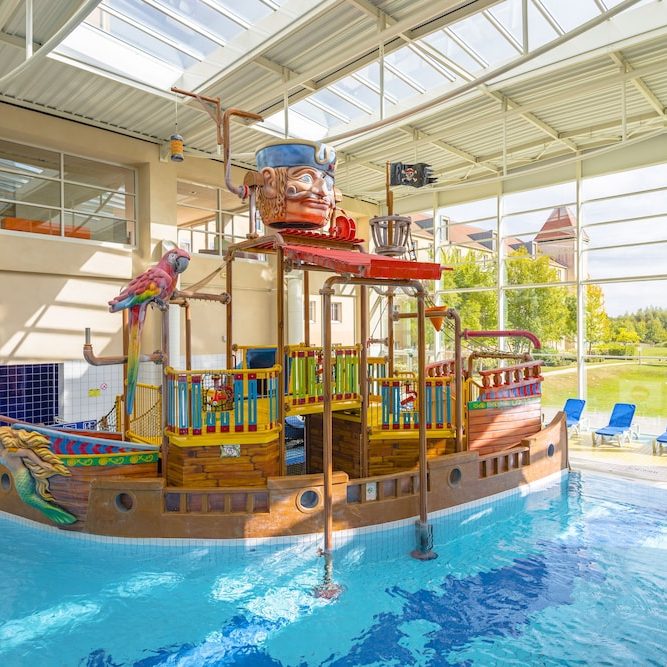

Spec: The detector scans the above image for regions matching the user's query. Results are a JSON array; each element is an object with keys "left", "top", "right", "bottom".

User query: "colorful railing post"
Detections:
[
  {"left": 167, "top": 372, "right": 176, "bottom": 433},
  {"left": 381, "top": 380, "right": 390, "bottom": 429},
  {"left": 191, "top": 375, "right": 202, "bottom": 435},
  {"left": 248, "top": 373, "right": 257, "bottom": 431},
  {"left": 446, "top": 382, "right": 452, "bottom": 428},
  {"left": 392, "top": 380, "right": 400, "bottom": 429},
  {"left": 234, "top": 373, "right": 244, "bottom": 432},
  {"left": 307, "top": 350, "right": 317, "bottom": 402},
  {"left": 178, "top": 374, "right": 189, "bottom": 435}
]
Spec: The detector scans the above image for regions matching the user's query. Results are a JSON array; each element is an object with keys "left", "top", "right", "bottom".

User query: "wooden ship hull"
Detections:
[
  {"left": 0, "top": 133, "right": 568, "bottom": 547},
  {"left": 0, "top": 394, "right": 567, "bottom": 539}
]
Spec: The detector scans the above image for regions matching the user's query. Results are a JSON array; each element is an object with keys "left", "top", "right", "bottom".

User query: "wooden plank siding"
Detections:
[{"left": 467, "top": 400, "right": 541, "bottom": 455}]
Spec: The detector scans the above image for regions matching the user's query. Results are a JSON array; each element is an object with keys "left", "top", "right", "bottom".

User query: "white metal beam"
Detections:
[
  {"left": 0, "top": 0, "right": 21, "bottom": 32},
  {"left": 0, "top": 0, "right": 102, "bottom": 90},
  {"left": 609, "top": 51, "right": 665, "bottom": 117},
  {"left": 341, "top": 56, "right": 667, "bottom": 168},
  {"left": 483, "top": 88, "right": 579, "bottom": 152}
]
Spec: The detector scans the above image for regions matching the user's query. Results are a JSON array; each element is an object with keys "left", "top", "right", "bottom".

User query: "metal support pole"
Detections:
[
  {"left": 321, "top": 283, "right": 334, "bottom": 554},
  {"left": 184, "top": 300, "right": 192, "bottom": 371},
  {"left": 25, "top": 0, "right": 33, "bottom": 59},
  {"left": 387, "top": 288, "right": 395, "bottom": 377},
  {"left": 277, "top": 248, "right": 286, "bottom": 476},
  {"left": 447, "top": 308, "right": 464, "bottom": 452},
  {"left": 303, "top": 270, "right": 310, "bottom": 345},
  {"left": 226, "top": 260, "right": 233, "bottom": 367},
  {"left": 122, "top": 309, "right": 130, "bottom": 436},
  {"left": 360, "top": 285, "right": 369, "bottom": 477},
  {"left": 411, "top": 290, "right": 437, "bottom": 560},
  {"left": 161, "top": 308, "right": 170, "bottom": 482}
]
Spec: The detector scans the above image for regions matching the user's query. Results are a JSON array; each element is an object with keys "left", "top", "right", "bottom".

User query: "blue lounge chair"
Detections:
[
  {"left": 592, "top": 403, "right": 636, "bottom": 446},
  {"left": 563, "top": 398, "right": 586, "bottom": 435},
  {"left": 653, "top": 427, "right": 667, "bottom": 456}
]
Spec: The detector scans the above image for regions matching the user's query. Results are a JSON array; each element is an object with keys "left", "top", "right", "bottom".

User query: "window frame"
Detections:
[{"left": 0, "top": 136, "right": 137, "bottom": 248}]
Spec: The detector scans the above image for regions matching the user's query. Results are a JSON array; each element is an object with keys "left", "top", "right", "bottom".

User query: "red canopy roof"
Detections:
[{"left": 282, "top": 245, "right": 444, "bottom": 280}]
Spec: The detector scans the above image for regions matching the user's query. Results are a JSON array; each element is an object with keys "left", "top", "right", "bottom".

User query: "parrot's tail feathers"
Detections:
[{"left": 126, "top": 306, "right": 146, "bottom": 415}]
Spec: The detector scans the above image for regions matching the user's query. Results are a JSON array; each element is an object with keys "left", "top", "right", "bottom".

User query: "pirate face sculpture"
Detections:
[{"left": 254, "top": 141, "right": 337, "bottom": 229}]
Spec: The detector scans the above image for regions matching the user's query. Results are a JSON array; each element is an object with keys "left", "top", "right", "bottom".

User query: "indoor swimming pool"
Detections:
[{"left": 0, "top": 471, "right": 665, "bottom": 666}]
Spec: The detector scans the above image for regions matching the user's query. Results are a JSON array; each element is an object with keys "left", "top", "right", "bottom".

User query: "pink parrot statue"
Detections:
[{"left": 109, "top": 248, "right": 191, "bottom": 415}]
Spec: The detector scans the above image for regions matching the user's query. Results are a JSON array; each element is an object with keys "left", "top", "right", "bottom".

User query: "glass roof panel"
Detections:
[
  {"left": 87, "top": 9, "right": 198, "bottom": 69},
  {"left": 488, "top": 0, "right": 525, "bottom": 47},
  {"left": 333, "top": 73, "right": 382, "bottom": 110},
  {"left": 420, "top": 31, "right": 482, "bottom": 74},
  {"left": 151, "top": 0, "right": 244, "bottom": 42},
  {"left": 538, "top": 0, "right": 600, "bottom": 32},
  {"left": 58, "top": 23, "right": 184, "bottom": 88},
  {"left": 448, "top": 12, "right": 518, "bottom": 68},
  {"left": 384, "top": 46, "right": 452, "bottom": 91},
  {"left": 355, "top": 63, "right": 416, "bottom": 105},
  {"left": 53, "top": 0, "right": 291, "bottom": 93},
  {"left": 260, "top": 110, "right": 328, "bottom": 141},
  {"left": 292, "top": 98, "right": 351, "bottom": 129},
  {"left": 527, "top": 0, "right": 560, "bottom": 48},
  {"left": 103, "top": 0, "right": 220, "bottom": 58},
  {"left": 215, "top": 0, "right": 273, "bottom": 24}
]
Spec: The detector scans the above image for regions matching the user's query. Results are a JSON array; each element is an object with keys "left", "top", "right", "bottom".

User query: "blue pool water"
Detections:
[{"left": 1, "top": 471, "right": 665, "bottom": 666}]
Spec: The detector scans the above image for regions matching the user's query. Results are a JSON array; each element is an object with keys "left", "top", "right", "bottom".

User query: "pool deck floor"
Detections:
[{"left": 569, "top": 430, "right": 667, "bottom": 488}]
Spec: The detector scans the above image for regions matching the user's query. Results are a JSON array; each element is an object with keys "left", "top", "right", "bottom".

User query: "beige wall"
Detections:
[{"left": 0, "top": 103, "right": 378, "bottom": 365}]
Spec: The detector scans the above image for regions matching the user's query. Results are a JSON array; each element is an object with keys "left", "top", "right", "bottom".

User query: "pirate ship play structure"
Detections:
[{"left": 0, "top": 104, "right": 567, "bottom": 565}]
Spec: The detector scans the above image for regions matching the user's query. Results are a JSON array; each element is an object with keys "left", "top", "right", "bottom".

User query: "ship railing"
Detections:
[
  {"left": 346, "top": 469, "right": 421, "bottom": 504},
  {"left": 285, "top": 344, "right": 361, "bottom": 409},
  {"left": 370, "top": 375, "right": 456, "bottom": 434},
  {"left": 477, "top": 445, "right": 530, "bottom": 478},
  {"left": 127, "top": 383, "right": 162, "bottom": 444},
  {"left": 164, "top": 366, "right": 281, "bottom": 437},
  {"left": 163, "top": 486, "right": 270, "bottom": 514},
  {"left": 367, "top": 356, "right": 388, "bottom": 398},
  {"left": 476, "top": 361, "right": 543, "bottom": 401}
]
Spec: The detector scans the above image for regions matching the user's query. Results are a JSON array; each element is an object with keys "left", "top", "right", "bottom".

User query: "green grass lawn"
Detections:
[{"left": 542, "top": 362, "right": 667, "bottom": 418}]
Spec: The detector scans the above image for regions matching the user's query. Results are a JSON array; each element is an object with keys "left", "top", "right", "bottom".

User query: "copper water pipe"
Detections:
[
  {"left": 173, "top": 290, "right": 230, "bottom": 304},
  {"left": 462, "top": 329, "right": 542, "bottom": 350},
  {"left": 321, "top": 282, "right": 335, "bottom": 554},
  {"left": 225, "top": 258, "right": 233, "bottom": 367},
  {"left": 359, "top": 285, "right": 369, "bottom": 477},
  {"left": 303, "top": 270, "right": 310, "bottom": 346},
  {"left": 83, "top": 328, "right": 163, "bottom": 366},
  {"left": 221, "top": 107, "right": 263, "bottom": 237},
  {"left": 466, "top": 351, "right": 529, "bottom": 378},
  {"left": 184, "top": 300, "right": 192, "bottom": 371},
  {"left": 321, "top": 276, "right": 428, "bottom": 557},
  {"left": 161, "top": 308, "right": 170, "bottom": 481},
  {"left": 446, "top": 308, "right": 464, "bottom": 453},
  {"left": 387, "top": 288, "right": 395, "bottom": 377},
  {"left": 391, "top": 306, "right": 464, "bottom": 453},
  {"left": 277, "top": 246, "right": 286, "bottom": 476}
]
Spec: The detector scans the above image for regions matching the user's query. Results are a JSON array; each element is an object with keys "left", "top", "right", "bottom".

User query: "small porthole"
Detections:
[
  {"left": 297, "top": 488, "right": 320, "bottom": 512},
  {"left": 547, "top": 443, "right": 556, "bottom": 457},
  {"left": 1, "top": 472, "right": 11, "bottom": 492},
  {"left": 115, "top": 492, "right": 134, "bottom": 513},
  {"left": 449, "top": 467, "right": 462, "bottom": 487}
]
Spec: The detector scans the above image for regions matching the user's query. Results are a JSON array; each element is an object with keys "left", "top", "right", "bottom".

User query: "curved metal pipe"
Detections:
[
  {"left": 83, "top": 328, "right": 163, "bottom": 366},
  {"left": 446, "top": 308, "right": 464, "bottom": 453},
  {"left": 463, "top": 329, "right": 541, "bottom": 350},
  {"left": 222, "top": 108, "right": 263, "bottom": 197}
]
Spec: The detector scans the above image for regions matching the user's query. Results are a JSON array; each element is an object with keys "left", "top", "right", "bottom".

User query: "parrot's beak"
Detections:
[{"left": 175, "top": 256, "right": 190, "bottom": 273}]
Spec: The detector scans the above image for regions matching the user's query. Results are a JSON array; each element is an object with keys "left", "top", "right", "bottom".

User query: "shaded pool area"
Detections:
[{"left": 1, "top": 472, "right": 665, "bottom": 666}]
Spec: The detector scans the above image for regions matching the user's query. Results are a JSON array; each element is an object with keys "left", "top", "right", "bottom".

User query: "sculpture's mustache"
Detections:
[{"left": 286, "top": 188, "right": 332, "bottom": 200}]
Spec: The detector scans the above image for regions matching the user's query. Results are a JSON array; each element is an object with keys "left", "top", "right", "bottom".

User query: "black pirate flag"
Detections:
[{"left": 389, "top": 162, "right": 437, "bottom": 188}]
